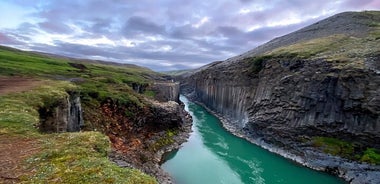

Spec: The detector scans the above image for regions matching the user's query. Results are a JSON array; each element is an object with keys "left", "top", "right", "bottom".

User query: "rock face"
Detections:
[
  {"left": 151, "top": 82, "right": 180, "bottom": 102},
  {"left": 39, "top": 92, "right": 84, "bottom": 133},
  {"left": 182, "top": 56, "right": 380, "bottom": 140},
  {"left": 180, "top": 11, "right": 380, "bottom": 183},
  {"left": 101, "top": 97, "right": 191, "bottom": 184}
]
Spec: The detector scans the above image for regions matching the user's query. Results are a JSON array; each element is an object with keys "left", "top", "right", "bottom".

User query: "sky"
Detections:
[{"left": 0, "top": 0, "right": 379, "bottom": 71}]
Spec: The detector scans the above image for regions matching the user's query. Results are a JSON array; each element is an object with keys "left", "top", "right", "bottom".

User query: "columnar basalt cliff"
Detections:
[
  {"left": 180, "top": 11, "right": 380, "bottom": 184},
  {"left": 151, "top": 82, "right": 180, "bottom": 102},
  {"left": 39, "top": 92, "right": 84, "bottom": 133}
]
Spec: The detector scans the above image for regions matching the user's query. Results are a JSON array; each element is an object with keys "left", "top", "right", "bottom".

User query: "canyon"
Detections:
[
  {"left": 1, "top": 10, "right": 380, "bottom": 184},
  {"left": 179, "top": 11, "right": 380, "bottom": 183}
]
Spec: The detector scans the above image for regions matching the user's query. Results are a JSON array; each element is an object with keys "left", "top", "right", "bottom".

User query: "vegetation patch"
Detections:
[
  {"left": 312, "top": 137, "right": 354, "bottom": 158},
  {"left": 244, "top": 55, "right": 273, "bottom": 74},
  {"left": 245, "top": 53, "right": 306, "bottom": 74},
  {"left": 0, "top": 45, "right": 165, "bottom": 183},
  {"left": 24, "top": 132, "right": 156, "bottom": 184},
  {"left": 143, "top": 90, "right": 156, "bottom": 98},
  {"left": 312, "top": 136, "right": 380, "bottom": 165},
  {"left": 265, "top": 28, "right": 380, "bottom": 70},
  {"left": 360, "top": 148, "right": 380, "bottom": 164},
  {"left": 150, "top": 129, "right": 177, "bottom": 152},
  {"left": 0, "top": 81, "right": 74, "bottom": 136},
  {"left": 0, "top": 81, "right": 157, "bottom": 183},
  {"left": 268, "top": 34, "right": 349, "bottom": 60}
]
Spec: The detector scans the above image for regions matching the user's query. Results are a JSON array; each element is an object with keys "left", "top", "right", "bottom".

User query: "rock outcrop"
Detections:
[
  {"left": 151, "top": 82, "right": 180, "bottom": 102},
  {"left": 180, "top": 11, "right": 380, "bottom": 183},
  {"left": 39, "top": 92, "right": 84, "bottom": 133},
  {"left": 100, "top": 96, "right": 191, "bottom": 183}
]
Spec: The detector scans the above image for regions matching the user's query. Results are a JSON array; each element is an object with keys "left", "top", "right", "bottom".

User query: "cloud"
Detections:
[
  {"left": 0, "top": 0, "right": 379, "bottom": 71},
  {"left": 123, "top": 16, "right": 165, "bottom": 36},
  {"left": 0, "top": 32, "right": 22, "bottom": 45},
  {"left": 38, "top": 21, "right": 73, "bottom": 34}
]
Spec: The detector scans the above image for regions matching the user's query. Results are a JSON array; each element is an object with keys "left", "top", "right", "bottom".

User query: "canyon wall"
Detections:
[
  {"left": 181, "top": 57, "right": 380, "bottom": 147},
  {"left": 151, "top": 82, "right": 180, "bottom": 102},
  {"left": 180, "top": 12, "right": 380, "bottom": 153}
]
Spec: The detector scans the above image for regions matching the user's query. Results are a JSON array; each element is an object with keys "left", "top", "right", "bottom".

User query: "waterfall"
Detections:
[
  {"left": 67, "top": 94, "right": 84, "bottom": 132},
  {"left": 39, "top": 92, "right": 83, "bottom": 133}
]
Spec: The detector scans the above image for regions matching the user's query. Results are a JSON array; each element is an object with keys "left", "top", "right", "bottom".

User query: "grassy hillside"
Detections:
[
  {"left": 247, "top": 11, "right": 380, "bottom": 72},
  {"left": 161, "top": 69, "right": 193, "bottom": 76},
  {"left": 0, "top": 46, "right": 159, "bottom": 183}
]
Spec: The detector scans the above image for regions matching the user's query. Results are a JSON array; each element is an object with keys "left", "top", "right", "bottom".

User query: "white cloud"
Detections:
[
  {"left": 160, "top": 45, "right": 172, "bottom": 52},
  {"left": 72, "top": 36, "right": 116, "bottom": 47},
  {"left": 239, "top": 8, "right": 251, "bottom": 14},
  {"left": 192, "top": 17, "right": 210, "bottom": 28}
]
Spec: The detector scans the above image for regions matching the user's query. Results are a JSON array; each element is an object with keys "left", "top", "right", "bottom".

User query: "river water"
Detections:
[{"left": 162, "top": 96, "right": 345, "bottom": 184}]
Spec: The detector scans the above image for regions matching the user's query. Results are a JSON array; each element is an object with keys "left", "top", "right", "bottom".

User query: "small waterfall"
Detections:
[
  {"left": 39, "top": 92, "right": 83, "bottom": 133},
  {"left": 67, "top": 93, "right": 84, "bottom": 132}
]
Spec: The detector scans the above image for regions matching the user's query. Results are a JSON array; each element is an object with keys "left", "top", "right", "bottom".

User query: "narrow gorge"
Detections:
[{"left": 179, "top": 11, "right": 380, "bottom": 183}]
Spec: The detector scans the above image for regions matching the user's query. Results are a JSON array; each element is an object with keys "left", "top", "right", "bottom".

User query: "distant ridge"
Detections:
[
  {"left": 226, "top": 11, "right": 380, "bottom": 62},
  {"left": 0, "top": 45, "right": 152, "bottom": 71}
]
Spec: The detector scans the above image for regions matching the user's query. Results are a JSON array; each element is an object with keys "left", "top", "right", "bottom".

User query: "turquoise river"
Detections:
[{"left": 162, "top": 96, "right": 345, "bottom": 184}]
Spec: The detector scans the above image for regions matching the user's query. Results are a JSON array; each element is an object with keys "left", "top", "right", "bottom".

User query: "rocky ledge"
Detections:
[{"left": 109, "top": 99, "right": 192, "bottom": 184}]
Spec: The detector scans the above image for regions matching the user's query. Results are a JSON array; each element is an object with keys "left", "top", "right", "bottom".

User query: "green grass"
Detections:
[
  {"left": 0, "top": 45, "right": 161, "bottom": 106},
  {"left": 360, "top": 148, "right": 380, "bottom": 164},
  {"left": 23, "top": 132, "right": 156, "bottom": 184},
  {"left": 0, "top": 46, "right": 161, "bottom": 183},
  {"left": 149, "top": 129, "right": 177, "bottom": 152},
  {"left": 267, "top": 34, "right": 349, "bottom": 60},
  {"left": 0, "top": 45, "right": 165, "bottom": 125},
  {"left": 143, "top": 90, "right": 156, "bottom": 98},
  {"left": 0, "top": 81, "right": 157, "bottom": 183},
  {"left": 0, "top": 81, "right": 74, "bottom": 136},
  {"left": 0, "top": 46, "right": 154, "bottom": 82},
  {"left": 244, "top": 55, "right": 271, "bottom": 73},
  {"left": 312, "top": 137, "right": 380, "bottom": 165},
  {"left": 161, "top": 69, "right": 192, "bottom": 76},
  {"left": 312, "top": 137, "right": 354, "bottom": 158},
  {"left": 262, "top": 26, "right": 380, "bottom": 69}
]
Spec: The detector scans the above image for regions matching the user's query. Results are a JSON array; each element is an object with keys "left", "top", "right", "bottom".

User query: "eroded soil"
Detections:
[
  {"left": 0, "top": 77, "right": 42, "bottom": 95},
  {"left": 0, "top": 136, "right": 40, "bottom": 183},
  {"left": 0, "top": 76, "right": 42, "bottom": 183}
]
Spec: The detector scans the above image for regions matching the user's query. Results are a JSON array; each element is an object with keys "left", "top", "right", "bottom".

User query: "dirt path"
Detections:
[
  {"left": 0, "top": 136, "right": 40, "bottom": 183},
  {"left": 0, "top": 76, "right": 43, "bottom": 183},
  {"left": 0, "top": 76, "right": 42, "bottom": 95}
]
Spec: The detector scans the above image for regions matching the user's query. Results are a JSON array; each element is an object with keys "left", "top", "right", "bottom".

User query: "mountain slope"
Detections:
[
  {"left": 227, "top": 11, "right": 380, "bottom": 63},
  {"left": 180, "top": 11, "right": 380, "bottom": 183}
]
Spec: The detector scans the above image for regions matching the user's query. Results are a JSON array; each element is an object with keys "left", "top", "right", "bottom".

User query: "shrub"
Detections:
[
  {"left": 312, "top": 137, "right": 354, "bottom": 158},
  {"left": 361, "top": 148, "right": 380, "bottom": 164},
  {"left": 246, "top": 55, "right": 273, "bottom": 73}
]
